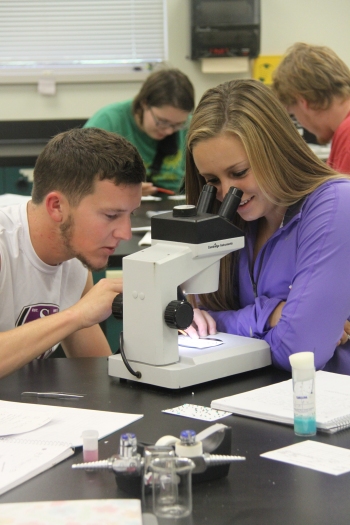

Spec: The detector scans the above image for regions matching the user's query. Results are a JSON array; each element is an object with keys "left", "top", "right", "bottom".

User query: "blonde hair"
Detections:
[
  {"left": 272, "top": 42, "right": 350, "bottom": 110},
  {"left": 185, "top": 79, "right": 347, "bottom": 311}
]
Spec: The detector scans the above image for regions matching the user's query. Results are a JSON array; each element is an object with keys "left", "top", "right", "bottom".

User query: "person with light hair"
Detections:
[
  {"left": 184, "top": 79, "right": 350, "bottom": 374},
  {"left": 272, "top": 42, "right": 350, "bottom": 174}
]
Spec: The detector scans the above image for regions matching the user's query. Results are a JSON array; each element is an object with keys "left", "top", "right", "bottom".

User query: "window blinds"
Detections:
[{"left": 0, "top": 0, "right": 167, "bottom": 83}]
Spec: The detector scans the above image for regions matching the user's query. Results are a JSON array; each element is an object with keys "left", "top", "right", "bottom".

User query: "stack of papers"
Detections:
[{"left": 0, "top": 400, "right": 143, "bottom": 495}]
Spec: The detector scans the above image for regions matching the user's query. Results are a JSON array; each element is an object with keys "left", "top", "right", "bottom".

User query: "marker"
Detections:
[{"left": 154, "top": 187, "right": 176, "bottom": 195}]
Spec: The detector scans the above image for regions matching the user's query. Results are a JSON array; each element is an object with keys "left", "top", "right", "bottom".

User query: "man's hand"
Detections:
[
  {"left": 71, "top": 278, "right": 123, "bottom": 329},
  {"left": 185, "top": 308, "right": 217, "bottom": 339}
]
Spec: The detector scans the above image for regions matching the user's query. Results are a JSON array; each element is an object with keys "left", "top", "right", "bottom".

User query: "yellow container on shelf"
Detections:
[{"left": 253, "top": 55, "right": 283, "bottom": 85}]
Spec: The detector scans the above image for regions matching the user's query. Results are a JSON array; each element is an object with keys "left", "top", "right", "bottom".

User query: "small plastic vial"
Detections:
[
  {"left": 289, "top": 352, "right": 316, "bottom": 436},
  {"left": 175, "top": 430, "right": 203, "bottom": 457},
  {"left": 81, "top": 429, "right": 99, "bottom": 462},
  {"left": 119, "top": 433, "right": 137, "bottom": 458}
]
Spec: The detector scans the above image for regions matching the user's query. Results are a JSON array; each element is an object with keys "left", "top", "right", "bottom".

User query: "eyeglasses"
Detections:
[{"left": 149, "top": 107, "right": 188, "bottom": 132}]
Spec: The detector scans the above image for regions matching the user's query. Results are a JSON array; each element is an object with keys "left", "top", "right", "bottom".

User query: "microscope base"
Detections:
[{"left": 108, "top": 333, "right": 271, "bottom": 389}]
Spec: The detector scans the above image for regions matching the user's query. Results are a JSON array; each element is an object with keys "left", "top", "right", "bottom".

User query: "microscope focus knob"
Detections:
[
  {"left": 112, "top": 293, "right": 123, "bottom": 319},
  {"left": 164, "top": 300, "right": 194, "bottom": 329}
]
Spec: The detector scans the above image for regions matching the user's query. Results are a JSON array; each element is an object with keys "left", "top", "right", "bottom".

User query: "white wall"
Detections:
[{"left": 1, "top": 0, "right": 350, "bottom": 121}]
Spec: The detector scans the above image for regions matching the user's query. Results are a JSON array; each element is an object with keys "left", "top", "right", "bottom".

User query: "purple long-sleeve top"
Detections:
[{"left": 208, "top": 179, "right": 350, "bottom": 374}]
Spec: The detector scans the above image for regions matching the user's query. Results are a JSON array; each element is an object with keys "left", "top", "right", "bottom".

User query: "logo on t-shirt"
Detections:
[{"left": 16, "top": 303, "right": 60, "bottom": 359}]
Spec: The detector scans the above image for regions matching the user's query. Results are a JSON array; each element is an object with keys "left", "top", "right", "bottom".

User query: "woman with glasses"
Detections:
[
  {"left": 184, "top": 79, "right": 350, "bottom": 374},
  {"left": 84, "top": 69, "right": 195, "bottom": 195}
]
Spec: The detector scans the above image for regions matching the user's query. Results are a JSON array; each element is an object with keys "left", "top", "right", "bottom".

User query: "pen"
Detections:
[
  {"left": 178, "top": 329, "right": 188, "bottom": 336},
  {"left": 154, "top": 187, "right": 176, "bottom": 195},
  {"left": 21, "top": 392, "right": 85, "bottom": 399}
]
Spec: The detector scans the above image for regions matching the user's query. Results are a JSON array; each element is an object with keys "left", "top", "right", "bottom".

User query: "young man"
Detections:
[
  {"left": 0, "top": 127, "right": 145, "bottom": 378},
  {"left": 272, "top": 43, "right": 350, "bottom": 174}
]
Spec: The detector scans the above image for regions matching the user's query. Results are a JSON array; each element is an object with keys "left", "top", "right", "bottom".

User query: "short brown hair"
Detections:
[
  {"left": 32, "top": 127, "right": 145, "bottom": 205},
  {"left": 132, "top": 68, "right": 195, "bottom": 118},
  {"left": 272, "top": 42, "right": 350, "bottom": 110}
]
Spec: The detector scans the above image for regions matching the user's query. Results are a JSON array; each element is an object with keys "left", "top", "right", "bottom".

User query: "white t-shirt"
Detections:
[{"left": 0, "top": 202, "right": 88, "bottom": 358}]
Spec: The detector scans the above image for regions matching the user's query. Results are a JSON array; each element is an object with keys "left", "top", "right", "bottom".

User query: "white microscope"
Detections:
[{"left": 108, "top": 185, "right": 271, "bottom": 388}]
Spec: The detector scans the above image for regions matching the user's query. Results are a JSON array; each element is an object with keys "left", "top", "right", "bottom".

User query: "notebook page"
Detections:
[
  {"left": 0, "top": 401, "right": 143, "bottom": 446},
  {"left": 0, "top": 438, "right": 73, "bottom": 495},
  {"left": 0, "top": 410, "right": 51, "bottom": 436},
  {"left": 211, "top": 371, "right": 350, "bottom": 431}
]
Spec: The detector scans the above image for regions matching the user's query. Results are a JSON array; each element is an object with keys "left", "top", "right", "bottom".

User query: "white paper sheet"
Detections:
[
  {"left": 131, "top": 226, "right": 151, "bottom": 232},
  {"left": 178, "top": 335, "right": 223, "bottom": 349},
  {"left": 0, "top": 400, "right": 143, "bottom": 447},
  {"left": 167, "top": 195, "right": 186, "bottom": 201},
  {"left": 141, "top": 195, "right": 162, "bottom": 202},
  {"left": 0, "top": 410, "right": 51, "bottom": 436},
  {"left": 0, "top": 439, "right": 73, "bottom": 495},
  {"left": 261, "top": 440, "right": 350, "bottom": 475},
  {"left": 138, "top": 231, "right": 152, "bottom": 246}
]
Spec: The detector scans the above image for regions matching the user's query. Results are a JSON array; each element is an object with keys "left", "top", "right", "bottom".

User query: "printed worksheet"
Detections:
[{"left": 261, "top": 440, "right": 350, "bottom": 475}]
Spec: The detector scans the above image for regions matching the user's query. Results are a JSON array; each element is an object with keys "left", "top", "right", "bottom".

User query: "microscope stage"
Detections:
[{"left": 108, "top": 333, "right": 271, "bottom": 389}]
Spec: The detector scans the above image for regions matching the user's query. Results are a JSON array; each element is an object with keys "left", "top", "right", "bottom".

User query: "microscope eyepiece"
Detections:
[
  {"left": 218, "top": 187, "right": 243, "bottom": 222},
  {"left": 196, "top": 184, "right": 217, "bottom": 214}
]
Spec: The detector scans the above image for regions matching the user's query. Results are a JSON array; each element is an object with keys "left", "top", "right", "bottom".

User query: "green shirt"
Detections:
[{"left": 84, "top": 99, "right": 187, "bottom": 193}]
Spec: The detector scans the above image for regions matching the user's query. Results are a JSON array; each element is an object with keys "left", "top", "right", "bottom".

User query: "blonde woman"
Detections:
[{"left": 185, "top": 79, "right": 350, "bottom": 374}]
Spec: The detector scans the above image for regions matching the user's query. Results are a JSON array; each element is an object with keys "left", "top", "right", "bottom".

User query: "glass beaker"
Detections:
[
  {"left": 142, "top": 445, "right": 175, "bottom": 513},
  {"left": 151, "top": 456, "right": 195, "bottom": 519}
]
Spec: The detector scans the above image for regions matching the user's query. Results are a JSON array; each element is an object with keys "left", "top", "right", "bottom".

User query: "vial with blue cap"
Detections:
[{"left": 175, "top": 429, "right": 203, "bottom": 457}]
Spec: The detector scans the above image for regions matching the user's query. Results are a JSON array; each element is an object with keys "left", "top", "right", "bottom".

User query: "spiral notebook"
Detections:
[
  {"left": 211, "top": 370, "right": 350, "bottom": 434},
  {"left": 0, "top": 437, "right": 74, "bottom": 496}
]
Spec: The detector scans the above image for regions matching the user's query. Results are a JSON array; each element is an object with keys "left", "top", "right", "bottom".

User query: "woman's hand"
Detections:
[
  {"left": 268, "top": 301, "right": 286, "bottom": 328},
  {"left": 142, "top": 182, "right": 158, "bottom": 196},
  {"left": 337, "top": 320, "right": 350, "bottom": 346},
  {"left": 185, "top": 308, "right": 217, "bottom": 339}
]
